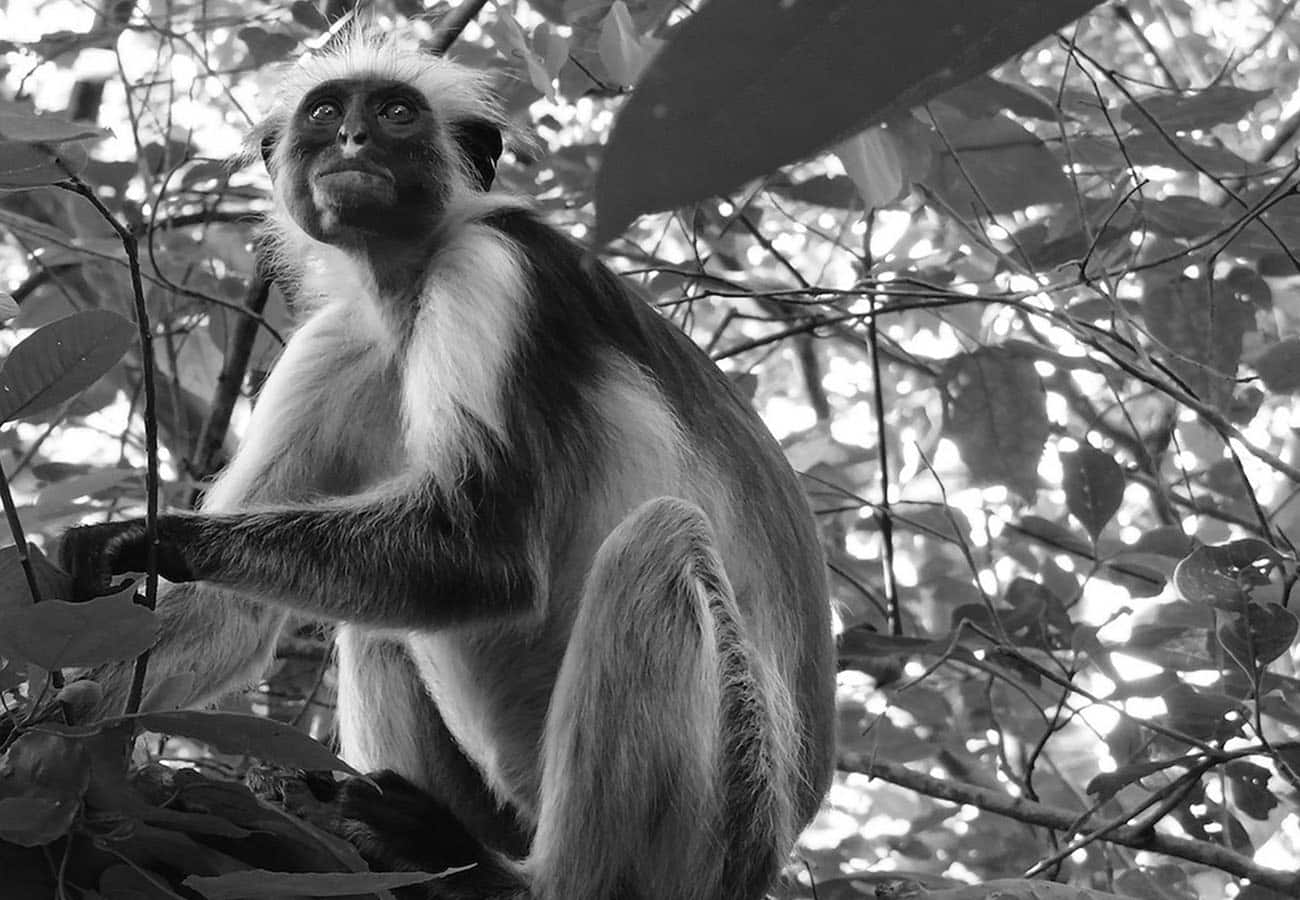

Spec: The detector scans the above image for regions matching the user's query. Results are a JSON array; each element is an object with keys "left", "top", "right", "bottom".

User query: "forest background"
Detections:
[{"left": 0, "top": 1, "right": 1298, "bottom": 898}]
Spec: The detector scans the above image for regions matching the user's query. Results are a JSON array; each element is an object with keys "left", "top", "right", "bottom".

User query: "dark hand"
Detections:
[{"left": 59, "top": 519, "right": 196, "bottom": 601}]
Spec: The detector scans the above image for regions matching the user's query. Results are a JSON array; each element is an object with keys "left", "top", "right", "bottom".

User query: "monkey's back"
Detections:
[{"left": 446, "top": 209, "right": 836, "bottom": 828}]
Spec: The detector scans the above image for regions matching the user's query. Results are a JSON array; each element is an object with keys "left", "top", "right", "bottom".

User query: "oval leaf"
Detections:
[
  {"left": 0, "top": 101, "right": 108, "bottom": 143},
  {"left": 0, "top": 732, "right": 90, "bottom": 847},
  {"left": 944, "top": 347, "right": 1050, "bottom": 500},
  {"left": 1256, "top": 339, "right": 1300, "bottom": 393},
  {"left": 1217, "top": 602, "right": 1299, "bottom": 670},
  {"left": 0, "top": 542, "right": 72, "bottom": 611},
  {"left": 131, "top": 711, "right": 358, "bottom": 774},
  {"left": 1062, "top": 445, "right": 1125, "bottom": 541},
  {"left": 834, "top": 126, "right": 904, "bottom": 211},
  {"left": 596, "top": 0, "right": 1106, "bottom": 239},
  {"left": 0, "top": 309, "right": 135, "bottom": 423},
  {"left": 0, "top": 588, "right": 157, "bottom": 669},
  {"left": 1173, "top": 539, "right": 1283, "bottom": 609}
]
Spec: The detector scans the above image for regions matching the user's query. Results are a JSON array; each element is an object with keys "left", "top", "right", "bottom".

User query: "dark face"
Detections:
[{"left": 281, "top": 79, "right": 449, "bottom": 246}]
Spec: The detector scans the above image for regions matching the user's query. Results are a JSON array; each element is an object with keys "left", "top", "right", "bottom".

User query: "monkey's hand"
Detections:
[{"left": 59, "top": 520, "right": 196, "bottom": 601}]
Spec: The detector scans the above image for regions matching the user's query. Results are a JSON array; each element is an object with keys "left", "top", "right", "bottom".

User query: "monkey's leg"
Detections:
[
  {"left": 334, "top": 628, "right": 531, "bottom": 856},
  {"left": 527, "top": 497, "right": 798, "bottom": 900},
  {"left": 80, "top": 583, "right": 287, "bottom": 720},
  {"left": 330, "top": 629, "right": 530, "bottom": 898}
]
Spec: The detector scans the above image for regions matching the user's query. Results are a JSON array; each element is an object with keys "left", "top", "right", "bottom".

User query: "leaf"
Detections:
[
  {"left": 596, "top": 0, "right": 1106, "bottom": 240},
  {"left": 0, "top": 140, "right": 80, "bottom": 189},
  {"left": 1256, "top": 339, "right": 1300, "bottom": 393},
  {"left": 0, "top": 543, "right": 70, "bottom": 610},
  {"left": 1012, "top": 515, "right": 1093, "bottom": 557},
  {"left": 184, "top": 868, "right": 462, "bottom": 899},
  {"left": 131, "top": 711, "right": 359, "bottom": 774},
  {"left": 1120, "top": 85, "right": 1273, "bottom": 133},
  {"left": 943, "top": 347, "right": 1050, "bottom": 499},
  {"left": 289, "top": 0, "right": 330, "bottom": 31},
  {"left": 0, "top": 101, "right": 107, "bottom": 143},
  {"left": 1125, "top": 526, "right": 1195, "bottom": 559},
  {"left": 1062, "top": 445, "right": 1125, "bottom": 541},
  {"left": 834, "top": 126, "right": 905, "bottom": 212},
  {"left": 0, "top": 731, "right": 90, "bottom": 846},
  {"left": 598, "top": 1, "right": 658, "bottom": 88},
  {"left": 0, "top": 589, "right": 157, "bottom": 668},
  {"left": 1123, "top": 132, "right": 1263, "bottom": 177},
  {"left": 1086, "top": 759, "right": 1178, "bottom": 803},
  {"left": 1225, "top": 760, "right": 1278, "bottom": 821},
  {"left": 0, "top": 309, "right": 135, "bottom": 422},
  {"left": 925, "top": 113, "right": 1077, "bottom": 216},
  {"left": 1174, "top": 539, "right": 1283, "bottom": 608},
  {"left": 1144, "top": 195, "right": 1229, "bottom": 240},
  {"left": 35, "top": 467, "right": 140, "bottom": 508},
  {"left": 1218, "top": 602, "right": 1299, "bottom": 670},
  {"left": 237, "top": 27, "right": 299, "bottom": 68},
  {"left": 766, "top": 173, "right": 861, "bottom": 210},
  {"left": 0, "top": 293, "right": 18, "bottom": 321},
  {"left": 1162, "top": 683, "right": 1245, "bottom": 742},
  {"left": 939, "top": 73, "right": 1058, "bottom": 120},
  {"left": 535, "top": 24, "right": 571, "bottom": 80},
  {"left": 1141, "top": 275, "right": 1251, "bottom": 411}
]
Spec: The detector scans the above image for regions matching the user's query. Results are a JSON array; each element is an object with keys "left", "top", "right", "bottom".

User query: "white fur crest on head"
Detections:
[{"left": 270, "top": 28, "right": 504, "bottom": 131}]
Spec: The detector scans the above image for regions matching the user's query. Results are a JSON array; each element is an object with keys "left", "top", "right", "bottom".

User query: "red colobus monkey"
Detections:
[{"left": 60, "top": 30, "right": 835, "bottom": 900}]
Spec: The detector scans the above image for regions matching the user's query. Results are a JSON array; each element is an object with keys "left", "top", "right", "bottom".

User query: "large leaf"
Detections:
[
  {"left": 0, "top": 732, "right": 90, "bottom": 847},
  {"left": 0, "top": 309, "right": 135, "bottom": 422},
  {"left": 1141, "top": 275, "right": 1251, "bottom": 412},
  {"left": 595, "top": 0, "right": 1106, "bottom": 239},
  {"left": 0, "top": 589, "right": 158, "bottom": 669},
  {"left": 0, "top": 542, "right": 72, "bottom": 610},
  {"left": 1062, "top": 445, "right": 1125, "bottom": 541},
  {"left": 943, "top": 347, "right": 1050, "bottom": 500},
  {"left": 0, "top": 101, "right": 107, "bottom": 143},
  {"left": 1120, "top": 85, "right": 1273, "bottom": 133},
  {"left": 924, "top": 112, "right": 1077, "bottom": 218},
  {"left": 185, "top": 869, "right": 456, "bottom": 899},
  {"left": 131, "top": 711, "right": 359, "bottom": 774}
]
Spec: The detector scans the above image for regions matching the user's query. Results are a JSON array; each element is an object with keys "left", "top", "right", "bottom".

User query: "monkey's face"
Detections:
[{"left": 279, "top": 79, "right": 450, "bottom": 246}]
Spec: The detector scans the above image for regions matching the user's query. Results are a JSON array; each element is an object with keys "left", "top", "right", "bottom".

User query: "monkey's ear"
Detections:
[
  {"left": 241, "top": 118, "right": 281, "bottom": 173},
  {"left": 455, "top": 120, "right": 504, "bottom": 191}
]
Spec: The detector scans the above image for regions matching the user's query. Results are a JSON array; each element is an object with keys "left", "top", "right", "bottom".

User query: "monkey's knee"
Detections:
[{"left": 584, "top": 496, "right": 729, "bottom": 611}]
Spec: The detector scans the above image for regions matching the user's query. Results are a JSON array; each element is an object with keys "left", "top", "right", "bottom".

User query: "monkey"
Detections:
[{"left": 59, "top": 29, "right": 835, "bottom": 900}]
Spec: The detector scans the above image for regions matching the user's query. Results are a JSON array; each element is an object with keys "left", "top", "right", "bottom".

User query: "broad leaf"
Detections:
[
  {"left": 1062, "top": 445, "right": 1125, "bottom": 541},
  {"left": 1217, "top": 602, "right": 1299, "bottom": 670},
  {"left": 0, "top": 101, "right": 107, "bottom": 143},
  {"left": 0, "top": 589, "right": 157, "bottom": 668},
  {"left": 185, "top": 868, "right": 461, "bottom": 899},
  {"left": 596, "top": 0, "right": 1106, "bottom": 239},
  {"left": 0, "top": 309, "right": 135, "bottom": 422},
  {"left": 1120, "top": 85, "right": 1273, "bottom": 132},
  {"left": 1256, "top": 339, "right": 1300, "bottom": 393},
  {"left": 944, "top": 347, "right": 1050, "bottom": 499},
  {"left": 0, "top": 543, "right": 71, "bottom": 610},
  {"left": 0, "top": 732, "right": 90, "bottom": 847},
  {"left": 131, "top": 711, "right": 359, "bottom": 774},
  {"left": 1174, "top": 539, "right": 1283, "bottom": 608}
]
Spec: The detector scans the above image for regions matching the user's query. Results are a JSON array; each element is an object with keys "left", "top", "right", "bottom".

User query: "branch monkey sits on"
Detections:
[{"left": 60, "top": 29, "right": 836, "bottom": 900}]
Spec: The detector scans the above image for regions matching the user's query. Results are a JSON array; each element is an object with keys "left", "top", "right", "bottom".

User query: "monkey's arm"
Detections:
[{"left": 60, "top": 480, "right": 540, "bottom": 630}]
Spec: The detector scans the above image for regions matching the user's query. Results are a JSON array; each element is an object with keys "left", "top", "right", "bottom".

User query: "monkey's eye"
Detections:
[
  {"left": 379, "top": 100, "right": 417, "bottom": 125},
  {"left": 308, "top": 101, "right": 341, "bottom": 123}
]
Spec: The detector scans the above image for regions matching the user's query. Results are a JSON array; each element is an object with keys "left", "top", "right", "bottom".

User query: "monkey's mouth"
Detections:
[
  {"left": 316, "top": 161, "right": 394, "bottom": 188},
  {"left": 313, "top": 162, "right": 396, "bottom": 209}
]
